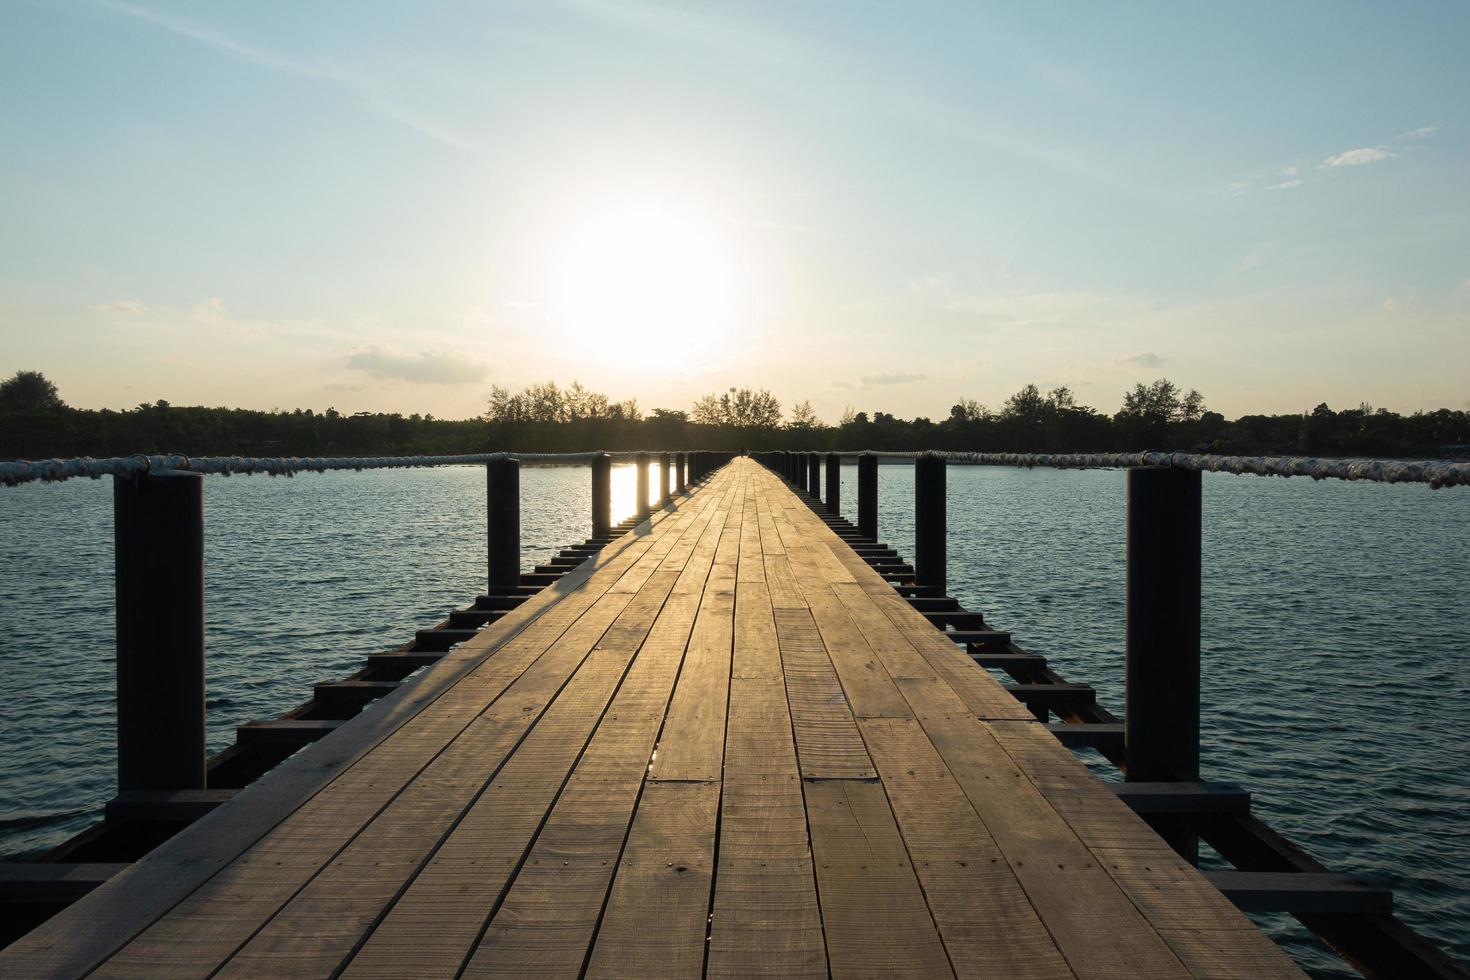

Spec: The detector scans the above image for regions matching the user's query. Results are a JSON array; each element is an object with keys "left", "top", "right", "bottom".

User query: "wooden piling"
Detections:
[
  {"left": 591, "top": 453, "right": 611, "bottom": 539},
  {"left": 825, "top": 452, "right": 841, "bottom": 515},
  {"left": 914, "top": 451, "right": 946, "bottom": 595},
  {"left": 1125, "top": 465, "right": 1202, "bottom": 861},
  {"left": 660, "top": 452, "right": 672, "bottom": 505},
  {"left": 487, "top": 456, "right": 521, "bottom": 592},
  {"left": 807, "top": 453, "right": 821, "bottom": 499},
  {"left": 636, "top": 452, "right": 651, "bottom": 517},
  {"left": 113, "top": 469, "right": 206, "bottom": 792},
  {"left": 858, "top": 451, "right": 878, "bottom": 541},
  {"left": 676, "top": 452, "right": 687, "bottom": 493}
]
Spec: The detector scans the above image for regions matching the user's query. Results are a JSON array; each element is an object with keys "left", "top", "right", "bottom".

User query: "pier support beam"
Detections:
[
  {"left": 807, "top": 453, "right": 821, "bottom": 499},
  {"left": 858, "top": 452, "right": 878, "bottom": 541},
  {"left": 487, "top": 456, "right": 520, "bottom": 592},
  {"left": 914, "top": 452, "right": 947, "bottom": 596},
  {"left": 1125, "top": 465, "right": 1202, "bottom": 862},
  {"left": 660, "top": 452, "right": 672, "bottom": 506},
  {"left": 825, "top": 453, "right": 841, "bottom": 515},
  {"left": 676, "top": 452, "right": 687, "bottom": 493},
  {"left": 635, "top": 452, "right": 651, "bottom": 518},
  {"left": 114, "top": 469, "right": 206, "bottom": 792},
  {"left": 591, "top": 453, "right": 611, "bottom": 540}
]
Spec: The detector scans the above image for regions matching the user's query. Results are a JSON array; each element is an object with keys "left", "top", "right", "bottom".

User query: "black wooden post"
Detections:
[
  {"left": 825, "top": 453, "right": 841, "bottom": 515},
  {"left": 676, "top": 452, "right": 687, "bottom": 493},
  {"left": 488, "top": 456, "right": 521, "bottom": 592},
  {"left": 636, "top": 452, "right": 651, "bottom": 518},
  {"left": 660, "top": 452, "right": 672, "bottom": 505},
  {"left": 857, "top": 452, "right": 878, "bottom": 541},
  {"left": 1125, "top": 465, "right": 1202, "bottom": 861},
  {"left": 114, "top": 470, "right": 207, "bottom": 792},
  {"left": 591, "top": 452, "right": 611, "bottom": 540},
  {"left": 807, "top": 453, "right": 820, "bottom": 499},
  {"left": 914, "top": 452, "right": 947, "bottom": 596}
]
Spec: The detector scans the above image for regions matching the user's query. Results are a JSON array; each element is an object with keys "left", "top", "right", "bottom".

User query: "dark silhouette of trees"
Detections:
[
  {"left": 0, "top": 370, "right": 64, "bottom": 412},
  {"left": 3, "top": 372, "right": 1467, "bottom": 460}
]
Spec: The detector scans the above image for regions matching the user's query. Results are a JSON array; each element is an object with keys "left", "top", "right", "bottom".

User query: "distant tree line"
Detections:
[{"left": 2, "top": 370, "right": 1467, "bottom": 460}]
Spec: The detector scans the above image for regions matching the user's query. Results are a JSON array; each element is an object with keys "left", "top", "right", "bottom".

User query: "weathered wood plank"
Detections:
[
  {"left": 805, "top": 779, "right": 955, "bottom": 979},
  {"left": 583, "top": 781, "right": 720, "bottom": 979},
  {"left": 773, "top": 607, "right": 876, "bottom": 780}
]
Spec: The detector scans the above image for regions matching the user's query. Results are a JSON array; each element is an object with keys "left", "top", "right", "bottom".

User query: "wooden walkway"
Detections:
[{"left": 1, "top": 459, "right": 1304, "bottom": 979}]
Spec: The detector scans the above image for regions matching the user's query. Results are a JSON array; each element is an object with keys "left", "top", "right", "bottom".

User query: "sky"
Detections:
[{"left": 2, "top": 1, "right": 1467, "bottom": 422}]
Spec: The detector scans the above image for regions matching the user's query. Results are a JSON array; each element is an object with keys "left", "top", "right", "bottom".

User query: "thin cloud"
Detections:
[
  {"left": 1399, "top": 126, "right": 1439, "bottom": 140},
  {"left": 93, "top": 299, "right": 148, "bottom": 314},
  {"left": 1265, "top": 179, "right": 1303, "bottom": 191},
  {"left": 346, "top": 348, "right": 490, "bottom": 385},
  {"left": 1121, "top": 352, "right": 1167, "bottom": 369},
  {"left": 861, "top": 372, "right": 927, "bottom": 386},
  {"left": 1323, "top": 146, "right": 1393, "bottom": 167},
  {"left": 100, "top": 1, "right": 484, "bottom": 152}
]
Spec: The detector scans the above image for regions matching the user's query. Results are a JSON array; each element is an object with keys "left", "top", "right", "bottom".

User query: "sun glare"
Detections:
[{"left": 550, "top": 199, "right": 736, "bottom": 369}]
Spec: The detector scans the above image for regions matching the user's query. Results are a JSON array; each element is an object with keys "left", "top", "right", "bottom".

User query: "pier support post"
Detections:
[
  {"left": 114, "top": 469, "right": 206, "bottom": 792},
  {"left": 807, "top": 453, "right": 821, "bottom": 499},
  {"left": 591, "top": 452, "right": 611, "bottom": 540},
  {"left": 914, "top": 452, "right": 947, "bottom": 596},
  {"left": 660, "top": 452, "right": 672, "bottom": 506},
  {"left": 825, "top": 453, "right": 841, "bottom": 515},
  {"left": 1125, "top": 465, "right": 1202, "bottom": 862},
  {"left": 857, "top": 452, "right": 878, "bottom": 541},
  {"left": 636, "top": 452, "right": 651, "bottom": 518},
  {"left": 676, "top": 452, "right": 687, "bottom": 493},
  {"left": 488, "top": 456, "right": 521, "bottom": 592}
]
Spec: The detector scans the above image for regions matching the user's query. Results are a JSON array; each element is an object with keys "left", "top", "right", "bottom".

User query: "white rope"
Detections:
[
  {"left": 0, "top": 451, "right": 665, "bottom": 486},
  {"left": 842, "top": 451, "right": 1470, "bottom": 488}
]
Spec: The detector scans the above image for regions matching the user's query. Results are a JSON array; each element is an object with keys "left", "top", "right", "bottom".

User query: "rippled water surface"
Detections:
[{"left": 2, "top": 461, "right": 1466, "bottom": 973}]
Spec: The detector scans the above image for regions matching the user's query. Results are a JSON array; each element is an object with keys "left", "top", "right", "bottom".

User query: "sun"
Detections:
[{"left": 550, "top": 198, "right": 737, "bottom": 368}]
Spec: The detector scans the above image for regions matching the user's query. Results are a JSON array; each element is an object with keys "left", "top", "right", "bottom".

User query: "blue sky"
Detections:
[{"left": 2, "top": 1, "right": 1466, "bottom": 420}]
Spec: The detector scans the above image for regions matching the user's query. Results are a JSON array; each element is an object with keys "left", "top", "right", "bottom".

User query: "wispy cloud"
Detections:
[
  {"left": 93, "top": 298, "right": 148, "bottom": 314},
  {"left": 861, "top": 372, "right": 926, "bottom": 386},
  {"left": 346, "top": 347, "right": 490, "bottom": 384},
  {"left": 1323, "top": 145, "right": 1393, "bottom": 167},
  {"left": 1231, "top": 125, "right": 1438, "bottom": 195},
  {"left": 100, "top": 1, "right": 484, "bottom": 152},
  {"left": 1121, "top": 352, "right": 1167, "bottom": 369}
]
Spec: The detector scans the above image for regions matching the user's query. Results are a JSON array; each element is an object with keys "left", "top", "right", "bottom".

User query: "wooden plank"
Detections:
[
  {"left": 857, "top": 719, "right": 1074, "bottom": 979},
  {"left": 460, "top": 592, "right": 706, "bottom": 976},
  {"left": 339, "top": 578, "right": 691, "bottom": 979},
  {"left": 0, "top": 864, "right": 126, "bottom": 904},
  {"left": 582, "top": 781, "right": 720, "bottom": 979},
  {"left": 915, "top": 717, "right": 1194, "bottom": 978},
  {"left": 804, "top": 779, "right": 955, "bottom": 978},
  {"left": 650, "top": 588, "right": 733, "bottom": 782},
  {"left": 773, "top": 607, "right": 876, "bottom": 780},
  {"left": 706, "top": 592, "right": 826, "bottom": 980},
  {"left": 215, "top": 588, "right": 675, "bottom": 978}
]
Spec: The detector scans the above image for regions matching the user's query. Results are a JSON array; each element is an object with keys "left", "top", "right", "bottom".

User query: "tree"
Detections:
[
  {"left": 0, "top": 370, "right": 64, "bottom": 411},
  {"left": 788, "top": 400, "right": 820, "bottom": 429}
]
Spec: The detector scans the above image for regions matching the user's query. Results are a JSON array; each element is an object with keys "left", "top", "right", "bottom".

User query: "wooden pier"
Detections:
[{"left": 0, "top": 458, "right": 1309, "bottom": 978}]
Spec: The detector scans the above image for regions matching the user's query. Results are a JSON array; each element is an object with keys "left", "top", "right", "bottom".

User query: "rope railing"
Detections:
[
  {"left": 4, "top": 449, "right": 1469, "bottom": 488},
  {"left": 0, "top": 451, "right": 651, "bottom": 486},
  {"left": 850, "top": 451, "right": 1470, "bottom": 488}
]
